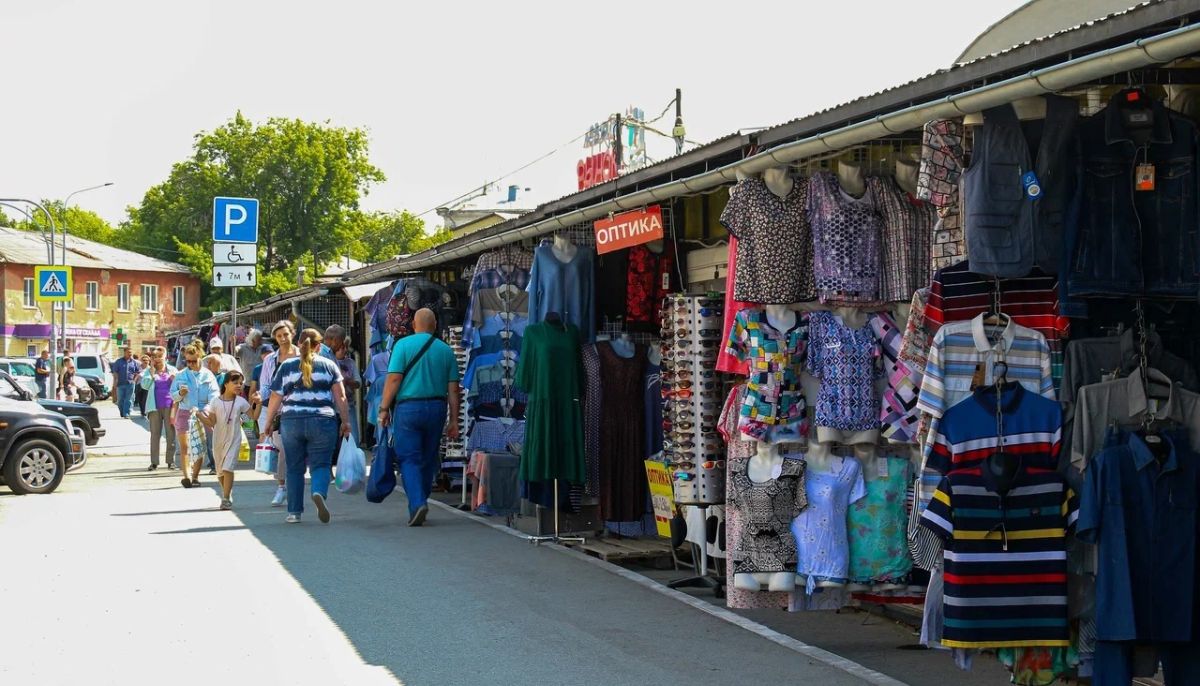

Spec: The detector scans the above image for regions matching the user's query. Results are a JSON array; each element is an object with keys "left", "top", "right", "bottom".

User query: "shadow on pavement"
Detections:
[
  {"left": 150, "top": 525, "right": 247, "bottom": 535},
  {"left": 112, "top": 508, "right": 218, "bottom": 516}
]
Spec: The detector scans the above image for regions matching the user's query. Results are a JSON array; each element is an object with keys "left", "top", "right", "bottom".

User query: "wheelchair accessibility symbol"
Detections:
[{"left": 213, "top": 241, "right": 258, "bottom": 267}]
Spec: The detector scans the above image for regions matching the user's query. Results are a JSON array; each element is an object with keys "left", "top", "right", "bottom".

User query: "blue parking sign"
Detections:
[{"left": 212, "top": 197, "right": 259, "bottom": 243}]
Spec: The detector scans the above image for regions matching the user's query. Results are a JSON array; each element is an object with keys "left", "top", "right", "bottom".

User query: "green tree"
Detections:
[
  {"left": 124, "top": 112, "right": 387, "bottom": 309},
  {"left": 14, "top": 200, "right": 119, "bottom": 245},
  {"left": 345, "top": 210, "right": 448, "bottom": 263}
]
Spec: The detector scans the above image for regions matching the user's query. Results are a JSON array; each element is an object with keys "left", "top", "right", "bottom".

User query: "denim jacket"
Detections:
[
  {"left": 963, "top": 95, "right": 1078, "bottom": 277},
  {"left": 1069, "top": 89, "right": 1200, "bottom": 298}
]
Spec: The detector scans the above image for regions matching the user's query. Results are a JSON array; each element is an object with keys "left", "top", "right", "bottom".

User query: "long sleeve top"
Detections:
[{"left": 169, "top": 367, "right": 219, "bottom": 413}]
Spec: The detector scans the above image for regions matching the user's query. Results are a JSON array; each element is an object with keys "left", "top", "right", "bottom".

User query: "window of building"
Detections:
[
  {"left": 22, "top": 278, "right": 34, "bottom": 308},
  {"left": 172, "top": 286, "right": 185, "bottom": 314},
  {"left": 117, "top": 283, "right": 130, "bottom": 311},
  {"left": 140, "top": 284, "right": 158, "bottom": 313},
  {"left": 25, "top": 345, "right": 36, "bottom": 358},
  {"left": 86, "top": 281, "right": 99, "bottom": 310}
]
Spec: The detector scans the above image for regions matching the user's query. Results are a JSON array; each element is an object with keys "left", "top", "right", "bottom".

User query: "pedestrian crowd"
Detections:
[{"left": 116, "top": 308, "right": 459, "bottom": 526}]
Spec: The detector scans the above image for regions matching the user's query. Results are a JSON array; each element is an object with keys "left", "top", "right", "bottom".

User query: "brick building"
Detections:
[{"left": 0, "top": 226, "right": 201, "bottom": 357}]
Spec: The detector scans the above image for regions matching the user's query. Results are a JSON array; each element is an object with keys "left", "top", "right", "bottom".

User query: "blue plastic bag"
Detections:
[
  {"left": 335, "top": 437, "right": 366, "bottom": 494},
  {"left": 365, "top": 431, "right": 396, "bottom": 503}
]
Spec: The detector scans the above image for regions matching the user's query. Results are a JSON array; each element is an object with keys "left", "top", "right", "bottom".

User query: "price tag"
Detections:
[
  {"left": 1136, "top": 163, "right": 1156, "bottom": 191},
  {"left": 662, "top": 272, "right": 671, "bottom": 291},
  {"left": 878, "top": 458, "right": 890, "bottom": 478},
  {"left": 971, "top": 361, "right": 986, "bottom": 390}
]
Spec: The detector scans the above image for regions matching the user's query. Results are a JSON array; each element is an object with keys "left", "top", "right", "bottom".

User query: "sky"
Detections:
[{"left": 2, "top": 0, "right": 1031, "bottom": 230}]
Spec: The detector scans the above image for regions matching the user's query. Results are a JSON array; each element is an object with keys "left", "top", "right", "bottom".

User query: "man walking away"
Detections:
[
  {"left": 324, "top": 324, "right": 362, "bottom": 443},
  {"left": 236, "top": 328, "right": 263, "bottom": 391},
  {"left": 112, "top": 346, "right": 141, "bottom": 419},
  {"left": 377, "top": 308, "right": 460, "bottom": 527},
  {"left": 34, "top": 349, "right": 50, "bottom": 399}
]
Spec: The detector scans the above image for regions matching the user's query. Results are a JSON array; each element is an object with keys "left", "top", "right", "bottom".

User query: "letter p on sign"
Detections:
[{"left": 212, "top": 197, "right": 260, "bottom": 244}]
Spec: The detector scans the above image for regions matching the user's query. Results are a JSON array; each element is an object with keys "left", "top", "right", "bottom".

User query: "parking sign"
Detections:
[{"left": 212, "top": 197, "right": 259, "bottom": 243}]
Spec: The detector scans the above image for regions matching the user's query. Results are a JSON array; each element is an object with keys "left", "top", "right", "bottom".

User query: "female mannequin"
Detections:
[
  {"left": 800, "top": 441, "right": 873, "bottom": 590},
  {"left": 552, "top": 235, "right": 577, "bottom": 262},
  {"left": 733, "top": 302, "right": 799, "bottom": 593},
  {"left": 814, "top": 308, "right": 880, "bottom": 447},
  {"left": 762, "top": 166, "right": 794, "bottom": 200},
  {"left": 895, "top": 156, "right": 920, "bottom": 196},
  {"left": 836, "top": 160, "right": 866, "bottom": 198}
]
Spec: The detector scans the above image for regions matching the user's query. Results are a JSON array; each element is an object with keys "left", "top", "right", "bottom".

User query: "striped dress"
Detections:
[{"left": 921, "top": 467, "right": 1078, "bottom": 649}]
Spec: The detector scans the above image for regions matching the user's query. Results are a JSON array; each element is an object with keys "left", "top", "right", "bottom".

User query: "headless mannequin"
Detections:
[
  {"left": 763, "top": 167, "right": 794, "bottom": 200},
  {"left": 815, "top": 309, "right": 880, "bottom": 446},
  {"left": 734, "top": 303, "right": 798, "bottom": 593},
  {"left": 611, "top": 333, "right": 635, "bottom": 359},
  {"left": 552, "top": 235, "right": 578, "bottom": 262},
  {"left": 893, "top": 301, "right": 912, "bottom": 329},
  {"left": 895, "top": 157, "right": 920, "bottom": 196},
  {"left": 836, "top": 161, "right": 866, "bottom": 198}
]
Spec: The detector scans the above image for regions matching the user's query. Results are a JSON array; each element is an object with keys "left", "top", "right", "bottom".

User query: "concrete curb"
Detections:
[{"left": 428, "top": 499, "right": 910, "bottom": 686}]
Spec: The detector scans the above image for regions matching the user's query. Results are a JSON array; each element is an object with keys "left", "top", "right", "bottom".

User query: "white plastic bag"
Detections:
[
  {"left": 335, "top": 437, "right": 366, "bottom": 494},
  {"left": 254, "top": 441, "right": 279, "bottom": 474}
]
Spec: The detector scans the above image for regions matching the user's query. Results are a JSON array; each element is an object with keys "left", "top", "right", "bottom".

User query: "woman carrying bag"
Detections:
[
  {"left": 261, "top": 328, "right": 352, "bottom": 524},
  {"left": 259, "top": 320, "right": 300, "bottom": 507},
  {"left": 170, "top": 340, "right": 220, "bottom": 488}
]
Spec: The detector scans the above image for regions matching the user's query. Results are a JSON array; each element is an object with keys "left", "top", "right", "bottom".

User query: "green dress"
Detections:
[{"left": 515, "top": 321, "right": 586, "bottom": 484}]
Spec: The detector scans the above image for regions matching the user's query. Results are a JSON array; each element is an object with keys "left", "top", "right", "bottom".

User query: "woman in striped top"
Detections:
[{"left": 263, "top": 328, "right": 352, "bottom": 524}]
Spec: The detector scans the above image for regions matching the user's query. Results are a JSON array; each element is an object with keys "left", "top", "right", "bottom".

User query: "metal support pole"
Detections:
[
  {"left": 0, "top": 198, "right": 59, "bottom": 398},
  {"left": 231, "top": 287, "right": 237, "bottom": 352}
]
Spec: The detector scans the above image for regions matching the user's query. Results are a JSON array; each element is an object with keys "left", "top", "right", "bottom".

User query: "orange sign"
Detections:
[{"left": 593, "top": 206, "right": 664, "bottom": 254}]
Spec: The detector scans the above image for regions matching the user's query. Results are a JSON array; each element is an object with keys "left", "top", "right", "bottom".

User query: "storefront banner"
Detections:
[
  {"left": 594, "top": 206, "right": 664, "bottom": 255},
  {"left": 644, "top": 459, "right": 676, "bottom": 539}
]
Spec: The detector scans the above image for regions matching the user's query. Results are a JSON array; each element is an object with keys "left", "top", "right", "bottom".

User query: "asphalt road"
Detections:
[{"left": 1, "top": 405, "right": 891, "bottom": 686}]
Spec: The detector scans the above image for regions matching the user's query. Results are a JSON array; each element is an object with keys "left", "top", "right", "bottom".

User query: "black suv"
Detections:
[
  {"left": 0, "top": 396, "right": 85, "bottom": 494},
  {"left": 0, "top": 370, "right": 104, "bottom": 445}
]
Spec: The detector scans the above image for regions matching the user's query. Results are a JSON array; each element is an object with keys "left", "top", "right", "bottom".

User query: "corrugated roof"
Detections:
[{"left": 0, "top": 226, "right": 192, "bottom": 273}]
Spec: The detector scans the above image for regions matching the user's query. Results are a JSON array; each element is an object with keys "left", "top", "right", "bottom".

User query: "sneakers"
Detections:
[
  {"left": 408, "top": 504, "right": 429, "bottom": 527},
  {"left": 208, "top": 468, "right": 217, "bottom": 475},
  {"left": 270, "top": 486, "right": 286, "bottom": 507},
  {"left": 219, "top": 498, "right": 233, "bottom": 510},
  {"left": 285, "top": 514, "right": 301, "bottom": 523},
  {"left": 312, "top": 493, "right": 330, "bottom": 524}
]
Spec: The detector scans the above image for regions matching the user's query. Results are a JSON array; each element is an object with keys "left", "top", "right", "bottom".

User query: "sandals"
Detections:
[{"left": 181, "top": 477, "right": 193, "bottom": 488}]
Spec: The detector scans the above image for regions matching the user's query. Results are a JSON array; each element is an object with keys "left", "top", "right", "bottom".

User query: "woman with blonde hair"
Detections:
[
  {"left": 169, "top": 340, "right": 220, "bottom": 488},
  {"left": 262, "top": 328, "right": 351, "bottom": 523}
]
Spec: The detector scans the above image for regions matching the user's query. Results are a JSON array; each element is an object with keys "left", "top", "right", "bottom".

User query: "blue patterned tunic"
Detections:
[{"left": 805, "top": 311, "right": 882, "bottom": 432}]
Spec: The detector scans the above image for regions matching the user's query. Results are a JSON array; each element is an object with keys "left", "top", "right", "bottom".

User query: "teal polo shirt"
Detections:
[{"left": 387, "top": 333, "right": 459, "bottom": 401}]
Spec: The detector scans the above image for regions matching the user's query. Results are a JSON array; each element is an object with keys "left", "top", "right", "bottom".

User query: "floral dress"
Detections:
[
  {"left": 847, "top": 456, "right": 913, "bottom": 584},
  {"left": 792, "top": 456, "right": 866, "bottom": 594},
  {"left": 725, "top": 307, "right": 808, "bottom": 444}
]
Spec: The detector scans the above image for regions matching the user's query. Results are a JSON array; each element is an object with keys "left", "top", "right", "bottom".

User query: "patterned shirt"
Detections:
[
  {"left": 466, "top": 418, "right": 526, "bottom": 453},
  {"left": 927, "top": 384, "right": 1063, "bottom": 476},
  {"left": 870, "top": 312, "right": 922, "bottom": 444},
  {"left": 271, "top": 356, "right": 344, "bottom": 419},
  {"left": 899, "top": 288, "right": 933, "bottom": 370},
  {"left": 808, "top": 170, "right": 882, "bottom": 304},
  {"left": 921, "top": 467, "right": 1078, "bottom": 649},
  {"left": 916, "top": 119, "right": 968, "bottom": 274},
  {"left": 805, "top": 311, "right": 881, "bottom": 432},
  {"left": 471, "top": 248, "right": 534, "bottom": 292},
  {"left": 868, "top": 175, "right": 936, "bottom": 302},
  {"left": 465, "top": 265, "right": 531, "bottom": 344},
  {"left": 626, "top": 244, "right": 675, "bottom": 324},
  {"left": 719, "top": 176, "right": 815, "bottom": 304},
  {"left": 726, "top": 307, "right": 809, "bottom": 443}
]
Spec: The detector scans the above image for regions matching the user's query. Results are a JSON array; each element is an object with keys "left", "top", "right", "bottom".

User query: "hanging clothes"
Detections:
[
  {"left": 715, "top": 237, "right": 753, "bottom": 376},
  {"left": 792, "top": 456, "right": 866, "bottom": 595},
  {"left": 580, "top": 344, "right": 602, "bottom": 497},
  {"left": 869, "top": 312, "right": 922, "bottom": 444},
  {"left": 595, "top": 250, "right": 629, "bottom": 328},
  {"left": 867, "top": 175, "right": 936, "bottom": 302},
  {"left": 643, "top": 357, "right": 662, "bottom": 459},
  {"left": 916, "top": 118, "right": 967, "bottom": 275},
  {"left": 725, "top": 307, "right": 808, "bottom": 443},
  {"left": 805, "top": 311, "right": 882, "bottom": 434},
  {"left": 596, "top": 341, "right": 648, "bottom": 522},
  {"left": 719, "top": 176, "right": 815, "bottom": 304},
  {"left": 515, "top": 321, "right": 585, "bottom": 485},
  {"left": 807, "top": 170, "right": 883, "bottom": 305},
  {"left": 625, "top": 243, "right": 677, "bottom": 330},
  {"left": 847, "top": 457, "right": 912, "bottom": 585},
  {"left": 527, "top": 243, "right": 596, "bottom": 343},
  {"left": 727, "top": 456, "right": 806, "bottom": 575}
]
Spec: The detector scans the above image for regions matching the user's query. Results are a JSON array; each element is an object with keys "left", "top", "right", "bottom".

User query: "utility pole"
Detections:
[
  {"left": 672, "top": 88, "right": 686, "bottom": 156},
  {"left": 613, "top": 112, "right": 623, "bottom": 177}
]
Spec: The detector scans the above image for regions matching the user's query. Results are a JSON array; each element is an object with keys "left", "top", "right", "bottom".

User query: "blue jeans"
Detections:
[
  {"left": 35, "top": 378, "right": 47, "bottom": 399},
  {"left": 393, "top": 399, "right": 447, "bottom": 517},
  {"left": 281, "top": 415, "right": 338, "bottom": 516},
  {"left": 116, "top": 384, "right": 133, "bottom": 417}
]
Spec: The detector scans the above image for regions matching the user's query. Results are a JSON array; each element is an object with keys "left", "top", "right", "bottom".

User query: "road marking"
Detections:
[{"left": 428, "top": 499, "right": 910, "bottom": 686}]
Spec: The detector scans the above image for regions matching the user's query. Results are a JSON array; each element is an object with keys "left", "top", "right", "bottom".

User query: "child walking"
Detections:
[{"left": 198, "top": 371, "right": 261, "bottom": 510}]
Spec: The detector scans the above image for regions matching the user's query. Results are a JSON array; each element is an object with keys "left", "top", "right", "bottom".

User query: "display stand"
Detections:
[
  {"left": 667, "top": 502, "right": 726, "bottom": 597},
  {"left": 527, "top": 479, "right": 586, "bottom": 545}
]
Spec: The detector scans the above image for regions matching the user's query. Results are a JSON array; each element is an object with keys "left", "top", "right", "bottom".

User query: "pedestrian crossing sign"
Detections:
[{"left": 34, "top": 266, "right": 73, "bottom": 302}]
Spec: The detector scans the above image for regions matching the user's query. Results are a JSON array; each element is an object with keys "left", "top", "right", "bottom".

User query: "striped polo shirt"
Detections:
[
  {"left": 271, "top": 356, "right": 344, "bottom": 419},
  {"left": 927, "top": 384, "right": 1062, "bottom": 475},
  {"left": 925, "top": 261, "right": 1067, "bottom": 388},
  {"left": 921, "top": 467, "right": 1078, "bottom": 649}
]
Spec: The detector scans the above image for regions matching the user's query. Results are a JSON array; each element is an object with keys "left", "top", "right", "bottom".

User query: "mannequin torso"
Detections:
[
  {"left": 836, "top": 161, "right": 866, "bottom": 198},
  {"left": 895, "top": 158, "right": 919, "bottom": 196},
  {"left": 552, "top": 235, "right": 578, "bottom": 263},
  {"left": 762, "top": 167, "right": 794, "bottom": 200}
]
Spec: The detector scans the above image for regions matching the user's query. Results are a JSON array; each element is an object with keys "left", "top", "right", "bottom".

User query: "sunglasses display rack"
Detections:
[{"left": 660, "top": 294, "right": 727, "bottom": 506}]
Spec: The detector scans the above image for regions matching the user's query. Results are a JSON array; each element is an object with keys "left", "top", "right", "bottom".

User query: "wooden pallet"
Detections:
[{"left": 568, "top": 536, "right": 673, "bottom": 563}]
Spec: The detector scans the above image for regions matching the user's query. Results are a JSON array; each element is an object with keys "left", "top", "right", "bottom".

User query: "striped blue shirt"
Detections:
[{"left": 271, "top": 356, "right": 344, "bottom": 418}]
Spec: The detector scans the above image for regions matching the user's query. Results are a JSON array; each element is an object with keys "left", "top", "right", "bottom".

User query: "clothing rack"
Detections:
[{"left": 526, "top": 479, "right": 586, "bottom": 546}]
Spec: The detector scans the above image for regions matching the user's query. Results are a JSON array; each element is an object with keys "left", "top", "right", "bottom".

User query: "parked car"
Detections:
[
  {"left": 0, "top": 396, "right": 85, "bottom": 494},
  {"left": 0, "top": 357, "right": 41, "bottom": 397},
  {"left": 57, "top": 353, "right": 110, "bottom": 401},
  {"left": 0, "top": 370, "right": 105, "bottom": 446}
]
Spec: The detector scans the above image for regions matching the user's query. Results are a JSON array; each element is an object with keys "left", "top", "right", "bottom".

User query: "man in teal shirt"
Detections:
[{"left": 377, "top": 308, "right": 460, "bottom": 526}]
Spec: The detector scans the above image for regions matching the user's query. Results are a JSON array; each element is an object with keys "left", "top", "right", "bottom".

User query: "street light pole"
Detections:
[
  {"left": 0, "top": 198, "right": 60, "bottom": 398},
  {"left": 59, "top": 183, "right": 113, "bottom": 364}
]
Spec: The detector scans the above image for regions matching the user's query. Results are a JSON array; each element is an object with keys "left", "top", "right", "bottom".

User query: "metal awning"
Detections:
[{"left": 342, "top": 280, "right": 394, "bottom": 303}]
